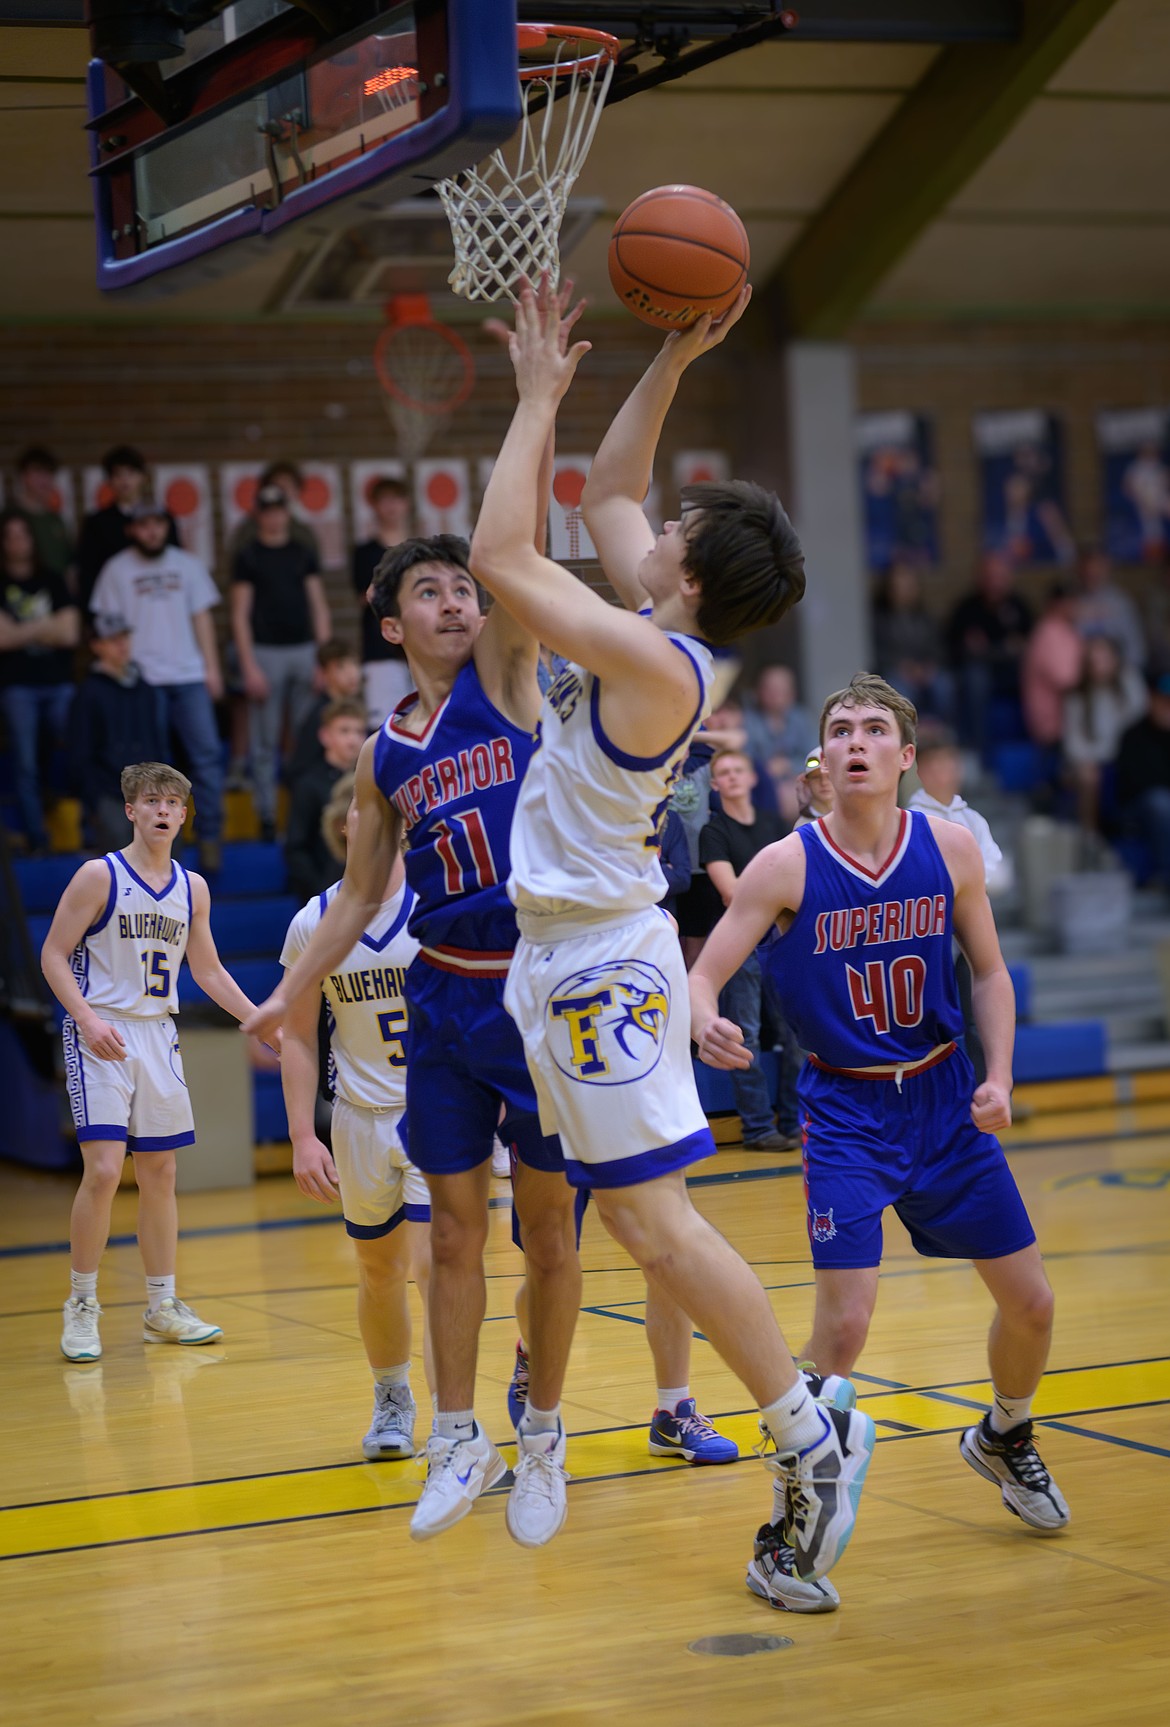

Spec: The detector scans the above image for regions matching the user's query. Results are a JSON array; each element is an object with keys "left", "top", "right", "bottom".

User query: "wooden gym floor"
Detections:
[{"left": 1, "top": 1106, "right": 1168, "bottom": 1727}]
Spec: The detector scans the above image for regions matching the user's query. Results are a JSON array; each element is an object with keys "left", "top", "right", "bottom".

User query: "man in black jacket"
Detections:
[{"left": 69, "top": 613, "right": 167, "bottom": 852}]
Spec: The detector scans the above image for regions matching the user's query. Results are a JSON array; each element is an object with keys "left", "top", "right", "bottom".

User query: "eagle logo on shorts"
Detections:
[
  {"left": 547, "top": 959, "right": 671, "bottom": 1085},
  {"left": 810, "top": 1207, "right": 837, "bottom": 1243}
]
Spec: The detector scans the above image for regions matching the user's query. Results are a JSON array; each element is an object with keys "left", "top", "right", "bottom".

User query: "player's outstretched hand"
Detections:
[
  {"left": 241, "top": 991, "right": 285, "bottom": 1044},
  {"left": 508, "top": 275, "right": 591, "bottom": 407},
  {"left": 293, "top": 1137, "right": 340, "bottom": 1204},
  {"left": 80, "top": 1013, "right": 127, "bottom": 1062},
  {"left": 970, "top": 1081, "right": 1012, "bottom": 1134},
  {"left": 663, "top": 284, "right": 752, "bottom": 367},
  {"left": 695, "top": 1013, "right": 754, "bottom": 1071}
]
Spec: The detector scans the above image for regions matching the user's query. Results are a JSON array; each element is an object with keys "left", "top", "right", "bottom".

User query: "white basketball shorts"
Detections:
[
  {"left": 330, "top": 1098, "right": 431, "bottom": 1238},
  {"left": 504, "top": 905, "right": 715, "bottom": 1189},
  {"left": 63, "top": 1014, "right": 195, "bottom": 1151}
]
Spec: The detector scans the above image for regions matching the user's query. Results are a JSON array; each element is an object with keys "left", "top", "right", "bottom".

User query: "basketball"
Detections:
[{"left": 608, "top": 185, "right": 750, "bottom": 330}]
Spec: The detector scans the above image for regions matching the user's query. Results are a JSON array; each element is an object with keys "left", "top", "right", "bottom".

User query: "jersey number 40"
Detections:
[{"left": 846, "top": 956, "right": 926, "bottom": 1033}]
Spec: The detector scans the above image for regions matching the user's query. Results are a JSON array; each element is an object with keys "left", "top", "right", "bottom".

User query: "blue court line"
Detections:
[{"left": 1043, "top": 1419, "right": 1170, "bottom": 1460}]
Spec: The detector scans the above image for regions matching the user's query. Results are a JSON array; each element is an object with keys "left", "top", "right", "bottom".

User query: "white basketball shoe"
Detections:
[{"left": 410, "top": 1424, "right": 506, "bottom": 1541}]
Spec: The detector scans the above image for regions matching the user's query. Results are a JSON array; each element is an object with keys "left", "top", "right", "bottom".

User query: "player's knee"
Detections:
[
  {"left": 427, "top": 1208, "right": 487, "bottom": 1267},
  {"left": 354, "top": 1240, "right": 408, "bottom": 1292},
  {"left": 516, "top": 1210, "right": 577, "bottom": 1276},
  {"left": 133, "top": 1153, "right": 176, "bottom": 1194},
  {"left": 81, "top": 1151, "right": 124, "bottom": 1194},
  {"left": 1006, "top": 1276, "right": 1054, "bottom": 1337}
]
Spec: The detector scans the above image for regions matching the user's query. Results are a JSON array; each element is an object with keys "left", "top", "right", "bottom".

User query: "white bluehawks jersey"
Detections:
[
  {"left": 71, "top": 850, "right": 192, "bottom": 1018},
  {"left": 280, "top": 881, "right": 419, "bottom": 1111},
  {"left": 509, "top": 633, "right": 715, "bottom": 927}
]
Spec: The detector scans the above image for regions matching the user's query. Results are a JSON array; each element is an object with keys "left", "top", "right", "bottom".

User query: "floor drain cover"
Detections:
[{"left": 688, "top": 1634, "right": 794, "bottom": 1658}]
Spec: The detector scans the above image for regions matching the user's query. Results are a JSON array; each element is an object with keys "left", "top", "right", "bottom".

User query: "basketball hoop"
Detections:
[
  {"left": 374, "top": 294, "right": 476, "bottom": 464},
  {"left": 436, "top": 24, "right": 618, "bottom": 303}
]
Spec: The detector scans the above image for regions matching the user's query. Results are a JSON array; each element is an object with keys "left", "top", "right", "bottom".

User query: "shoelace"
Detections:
[
  {"left": 1001, "top": 1426, "right": 1052, "bottom": 1490},
  {"left": 674, "top": 1409, "right": 719, "bottom": 1443},
  {"left": 415, "top": 1434, "right": 464, "bottom": 1479},
  {"left": 514, "top": 1445, "right": 569, "bottom": 1505},
  {"left": 69, "top": 1300, "right": 100, "bottom": 1330}
]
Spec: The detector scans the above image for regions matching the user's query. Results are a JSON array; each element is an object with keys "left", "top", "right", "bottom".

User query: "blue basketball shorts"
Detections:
[
  {"left": 398, "top": 957, "right": 565, "bottom": 1177},
  {"left": 798, "top": 1047, "right": 1036, "bottom": 1269}
]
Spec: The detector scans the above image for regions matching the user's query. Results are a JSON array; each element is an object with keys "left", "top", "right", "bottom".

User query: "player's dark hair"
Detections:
[
  {"left": 679, "top": 481, "right": 806, "bottom": 647},
  {"left": 102, "top": 444, "right": 147, "bottom": 476},
  {"left": 368, "top": 534, "right": 478, "bottom": 621},
  {"left": 370, "top": 476, "right": 410, "bottom": 504},
  {"left": 319, "top": 698, "right": 368, "bottom": 729},
  {"left": 17, "top": 445, "right": 57, "bottom": 474},
  {"left": 316, "top": 637, "right": 357, "bottom": 670},
  {"left": 819, "top": 672, "right": 918, "bottom": 749},
  {"left": 260, "top": 459, "right": 303, "bottom": 491}
]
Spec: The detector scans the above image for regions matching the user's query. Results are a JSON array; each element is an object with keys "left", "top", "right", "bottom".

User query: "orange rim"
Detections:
[
  {"left": 374, "top": 316, "right": 475, "bottom": 415},
  {"left": 516, "top": 22, "right": 619, "bottom": 79}
]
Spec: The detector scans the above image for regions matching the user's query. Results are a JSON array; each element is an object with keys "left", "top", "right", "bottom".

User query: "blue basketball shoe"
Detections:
[
  {"left": 648, "top": 1398, "right": 739, "bottom": 1465},
  {"left": 507, "top": 1341, "right": 529, "bottom": 1430}
]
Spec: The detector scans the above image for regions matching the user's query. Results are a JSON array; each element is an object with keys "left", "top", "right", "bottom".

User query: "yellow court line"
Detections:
[{"left": 4, "top": 1364, "right": 1167, "bottom": 1563}]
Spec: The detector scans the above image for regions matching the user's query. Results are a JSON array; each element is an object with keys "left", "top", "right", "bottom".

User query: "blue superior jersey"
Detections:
[
  {"left": 372, "top": 659, "right": 534, "bottom": 956},
  {"left": 71, "top": 850, "right": 192, "bottom": 1018},
  {"left": 763, "top": 810, "right": 965, "bottom": 1069},
  {"left": 509, "top": 633, "right": 714, "bottom": 923}
]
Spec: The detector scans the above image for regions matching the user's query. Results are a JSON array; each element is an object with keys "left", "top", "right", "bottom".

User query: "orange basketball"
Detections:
[{"left": 608, "top": 185, "right": 749, "bottom": 330}]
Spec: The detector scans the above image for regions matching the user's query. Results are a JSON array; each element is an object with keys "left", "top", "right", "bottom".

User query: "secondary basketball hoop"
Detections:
[
  {"left": 436, "top": 23, "right": 619, "bottom": 303},
  {"left": 374, "top": 294, "right": 476, "bottom": 464}
]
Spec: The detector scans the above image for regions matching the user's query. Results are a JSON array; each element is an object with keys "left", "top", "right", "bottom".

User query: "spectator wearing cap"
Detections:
[
  {"left": 11, "top": 446, "right": 74, "bottom": 585},
  {"left": 76, "top": 444, "right": 179, "bottom": 610},
  {"left": 90, "top": 499, "right": 225, "bottom": 871},
  {"left": 226, "top": 461, "right": 321, "bottom": 566},
  {"left": 1117, "top": 675, "right": 1170, "bottom": 895},
  {"left": 0, "top": 507, "right": 80, "bottom": 853},
  {"left": 793, "top": 747, "right": 833, "bottom": 828},
  {"left": 231, "top": 483, "right": 331, "bottom": 841},
  {"left": 68, "top": 612, "right": 167, "bottom": 853},
  {"left": 352, "top": 476, "right": 414, "bottom": 725}
]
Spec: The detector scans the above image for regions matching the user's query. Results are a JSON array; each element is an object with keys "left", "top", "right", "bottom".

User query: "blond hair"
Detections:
[
  {"left": 321, "top": 772, "right": 357, "bottom": 865},
  {"left": 819, "top": 673, "right": 917, "bottom": 749},
  {"left": 120, "top": 761, "right": 192, "bottom": 804}
]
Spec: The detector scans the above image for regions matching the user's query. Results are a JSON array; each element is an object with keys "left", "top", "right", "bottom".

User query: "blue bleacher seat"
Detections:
[
  {"left": 692, "top": 1049, "right": 777, "bottom": 1115},
  {"left": 209, "top": 896, "right": 300, "bottom": 959},
  {"left": 179, "top": 842, "right": 288, "bottom": 897},
  {"left": 179, "top": 957, "right": 284, "bottom": 1007},
  {"left": 252, "top": 1068, "right": 288, "bottom": 1142},
  {"left": 12, "top": 854, "right": 84, "bottom": 913},
  {"left": 1013, "top": 1021, "right": 1107, "bottom": 1083},
  {"left": 992, "top": 741, "right": 1046, "bottom": 795}
]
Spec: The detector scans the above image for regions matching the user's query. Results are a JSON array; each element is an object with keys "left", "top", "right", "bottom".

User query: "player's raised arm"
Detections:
[
  {"left": 40, "top": 860, "right": 128, "bottom": 1062},
  {"left": 581, "top": 289, "right": 751, "bottom": 611},
  {"left": 689, "top": 836, "right": 802, "bottom": 1070},
  {"left": 241, "top": 735, "right": 400, "bottom": 1041}
]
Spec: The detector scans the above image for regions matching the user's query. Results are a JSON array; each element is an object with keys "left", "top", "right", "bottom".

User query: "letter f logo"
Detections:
[{"left": 550, "top": 988, "right": 614, "bottom": 1076}]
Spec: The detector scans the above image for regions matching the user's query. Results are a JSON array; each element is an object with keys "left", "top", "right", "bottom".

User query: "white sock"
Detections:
[
  {"left": 434, "top": 1408, "right": 476, "bottom": 1441},
  {"left": 656, "top": 1385, "right": 690, "bottom": 1414},
  {"left": 70, "top": 1270, "right": 98, "bottom": 1303},
  {"left": 372, "top": 1363, "right": 411, "bottom": 1388},
  {"left": 519, "top": 1402, "right": 561, "bottom": 1437},
  {"left": 145, "top": 1275, "right": 175, "bottom": 1313},
  {"left": 761, "top": 1378, "right": 829, "bottom": 1455},
  {"left": 989, "top": 1386, "right": 1033, "bottom": 1435}
]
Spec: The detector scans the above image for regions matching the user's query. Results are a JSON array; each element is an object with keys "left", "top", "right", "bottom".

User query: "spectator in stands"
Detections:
[
  {"left": 741, "top": 663, "right": 817, "bottom": 824},
  {"left": 945, "top": 551, "right": 1033, "bottom": 759},
  {"left": 1075, "top": 542, "right": 1145, "bottom": 671},
  {"left": 231, "top": 483, "right": 330, "bottom": 842},
  {"left": 90, "top": 500, "right": 225, "bottom": 873},
  {"left": 12, "top": 446, "right": 74, "bottom": 584},
  {"left": 0, "top": 507, "right": 80, "bottom": 854},
  {"left": 700, "top": 749, "right": 797, "bottom": 1149},
  {"left": 283, "top": 698, "right": 368, "bottom": 902},
  {"left": 872, "top": 560, "right": 954, "bottom": 725},
  {"left": 908, "top": 728, "right": 1011, "bottom": 896},
  {"left": 1117, "top": 676, "right": 1170, "bottom": 895},
  {"left": 1063, "top": 634, "right": 1147, "bottom": 838},
  {"left": 226, "top": 460, "right": 321, "bottom": 565},
  {"left": 69, "top": 613, "right": 167, "bottom": 853},
  {"left": 287, "top": 640, "right": 363, "bottom": 782},
  {"left": 793, "top": 747, "right": 833, "bottom": 828},
  {"left": 352, "top": 477, "right": 414, "bottom": 726},
  {"left": 77, "top": 445, "right": 178, "bottom": 609},
  {"left": 1021, "top": 581, "right": 1082, "bottom": 768},
  {"left": 699, "top": 695, "right": 779, "bottom": 814}
]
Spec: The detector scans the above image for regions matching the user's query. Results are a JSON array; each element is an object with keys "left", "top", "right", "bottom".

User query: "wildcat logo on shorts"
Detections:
[
  {"left": 547, "top": 959, "right": 670, "bottom": 1085},
  {"left": 810, "top": 1207, "right": 837, "bottom": 1244}
]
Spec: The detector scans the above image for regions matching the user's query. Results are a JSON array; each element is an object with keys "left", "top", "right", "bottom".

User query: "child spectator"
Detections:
[
  {"left": 283, "top": 698, "right": 368, "bottom": 902},
  {"left": 287, "top": 640, "right": 364, "bottom": 782},
  {"left": 0, "top": 507, "right": 80, "bottom": 854}
]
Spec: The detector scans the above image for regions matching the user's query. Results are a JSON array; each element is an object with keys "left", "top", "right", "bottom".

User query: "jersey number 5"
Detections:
[
  {"left": 846, "top": 956, "right": 926, "bottom": 1033},
  {"left": 433, "top": 810, "right": 498, "bottom": 895},
  {"left": 377, "top": 1007, "right": 408, "bottom": 1068}
]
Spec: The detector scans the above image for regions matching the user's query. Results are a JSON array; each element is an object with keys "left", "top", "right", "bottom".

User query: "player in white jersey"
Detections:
[
  {"left": 468, "top": 286, "right": 876, "bottom": 1586},
  {"left": 280, "top": 774, "right": 433, "bottom": 1460},
  {"left": 40, "top": 761, "right": 268, "bottom": 1361}
]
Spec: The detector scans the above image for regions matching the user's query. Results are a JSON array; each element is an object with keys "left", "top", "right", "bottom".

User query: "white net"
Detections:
[
  {"left": 436, "top": 30, "right": 617, "bottom": 304},
  {"left": 375, "top": 317, "right": 473, "bottom": 463}
]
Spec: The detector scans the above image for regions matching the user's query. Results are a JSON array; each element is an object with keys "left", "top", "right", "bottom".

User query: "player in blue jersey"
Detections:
[
  {"left": 690, "top": 672, "right": 1069, "bottom": 1611},
  {"left": 469, "top": 283, "right": 876, "bottom": 1588}
]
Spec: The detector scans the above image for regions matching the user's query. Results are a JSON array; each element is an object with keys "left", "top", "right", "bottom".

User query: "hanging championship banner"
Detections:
[
  {"left": 856, "top": 412, "right": 940, "bottom": 571},
  {"left": 973, "top": 410, "right": 1074, "bottom": 566},
  {"left": 1097, "top": 408, "right": 1170, "bottom": 565}
]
